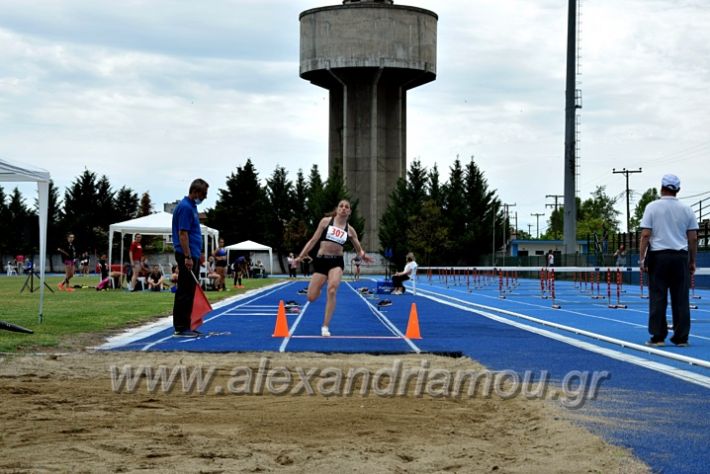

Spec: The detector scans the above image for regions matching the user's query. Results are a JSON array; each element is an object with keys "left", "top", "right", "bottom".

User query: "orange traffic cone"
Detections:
[
  {"left": 272, "top": 300, "right": 289, "bottom": 337},
  {"left": 405, "top": 302, "right": 422, "bottom": 339}
]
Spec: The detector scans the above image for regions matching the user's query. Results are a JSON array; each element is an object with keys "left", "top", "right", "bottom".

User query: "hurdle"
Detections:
[
  {"left": 550, "top": 269, "right": 561, "bottom": 309},
  {"left": 498, "top": 269, "right": 506, "bottom": 299},
  {"left": 591, "top": 267, "right": 604, "bottom": 299},
  {"left": 608, "top": 268, "right": 628, "bottom": 309}
]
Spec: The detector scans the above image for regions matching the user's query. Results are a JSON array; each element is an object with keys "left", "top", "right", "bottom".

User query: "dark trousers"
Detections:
[
  {"left": 172, "top": 253, "right": 198, "bottom": 332},
  {"left": 392, "top": 274, "right": 409, "bottom": 291},
  {"left": 647, "top": 250, "right": 690, "bottom": 342}
]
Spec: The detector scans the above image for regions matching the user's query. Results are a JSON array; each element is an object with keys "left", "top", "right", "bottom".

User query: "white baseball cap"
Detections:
[{"left": 661, "top": 174, "right": 680, "bottom": 191}]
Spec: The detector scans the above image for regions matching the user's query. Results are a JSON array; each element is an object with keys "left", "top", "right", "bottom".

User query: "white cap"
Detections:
[{"left": 661, "top": 174, "right": 680, "bottom": 191}]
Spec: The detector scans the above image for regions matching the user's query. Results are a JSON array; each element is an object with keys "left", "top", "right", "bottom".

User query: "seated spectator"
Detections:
[
  {"left": 253, "top": 259, "right": 265, "bottom": 278},
  {"left": 392, "top": 252, "right": 418, "bottom": 295},
  {"left": 204, "top": 256, "right": 220, "bottom": 289},
  {"left": 139, "top": 256, "right": 151, "bottom": 277},
  {"left": 147, "top": 265, "right": 165, "bottom": 292}
]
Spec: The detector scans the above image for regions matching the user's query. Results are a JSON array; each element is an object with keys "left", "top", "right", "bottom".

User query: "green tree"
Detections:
[
  {"left": 265, "top": 165, "right": 296, "bottom": 272},
  {"left": 629, "top": 187, "right": 659, "bottom": 230},
  {"left": 62, "top": 169, "right": 113, "bottom": 256},
  {"left": 305, "top": 164, "right": 325, "bottom": 229},
  {"left": 576, "top": 186, "right": 620, "bottom": 239},
  {"left": 407, "top": 199, "right": 449, "bottom": 267},
  {"left": 428, "top": 164, "right": 444, "bottom": 207},
  {"left": 7, "top": 188, "right": 35, "bottom": 255},
  {"left": 114, "top": 186, "right": 139, "bottom": 222},
  {"left": 463, "top": 157, "right": 503, "bottom": 265},
  {"left": 442, "top": 158, "right": 467, "bottom": 264},
  {"left": 33, "top": 180, "right": 63, "bottom": 271},
  {"left": 0, "top": 186, "right": 10, "bottom": 256},
  {"left": 138, "top": 191, "right": 153, "bottom": 217},
  {"left": 207, "top": 159, "right": 269, "bottom": 246},
  {"left": 293, "top": 169, "right": 309, "bottom": 220},
  {"left": 378, "top": 160, "right": 429, "bottom": 266}
]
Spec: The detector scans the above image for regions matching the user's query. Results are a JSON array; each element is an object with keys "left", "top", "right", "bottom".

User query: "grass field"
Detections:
[{"left": 0, "top": 274, "right": 282, "bottom": 352}]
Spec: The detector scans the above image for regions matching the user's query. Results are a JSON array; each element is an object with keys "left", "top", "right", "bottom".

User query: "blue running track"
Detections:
[{"left": 104, "top": 276, "right": 710, "bottom": 473}]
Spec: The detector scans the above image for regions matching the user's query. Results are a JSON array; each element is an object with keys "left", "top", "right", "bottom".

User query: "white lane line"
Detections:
[
  {"left": 346, "top": 283, "right": 421, "bottom": 353},
  {"left": 416, "top": 289, "right": 710, "bottom": 389}
]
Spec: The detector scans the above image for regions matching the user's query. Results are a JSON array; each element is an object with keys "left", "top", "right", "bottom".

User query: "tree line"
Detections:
[{"left": 2, "top": 156, "right": 657, "bottom": 272}]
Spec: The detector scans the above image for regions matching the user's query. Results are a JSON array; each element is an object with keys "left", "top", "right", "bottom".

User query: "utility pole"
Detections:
[
  {"left": 545, "top": 194, "right": 564, "bottom": 211},
  {"left": 612, "top": 167, "right": 642, "bottom": 233},
  {"left": 527, "top": 224, "right": 533, "bottom": 237},
  {"left": 531, "top": 212, "right": 545, "bottom": 239}
]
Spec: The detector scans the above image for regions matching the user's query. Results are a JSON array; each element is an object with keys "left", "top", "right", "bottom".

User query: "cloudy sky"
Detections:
[{"left": 1, "top": 0, "right": 708, "bottom": 235}]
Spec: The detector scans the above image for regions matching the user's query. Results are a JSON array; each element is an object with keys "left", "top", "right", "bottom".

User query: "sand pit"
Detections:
[{"left": 0, "top": 351, "right": 649, "bottom": 473}]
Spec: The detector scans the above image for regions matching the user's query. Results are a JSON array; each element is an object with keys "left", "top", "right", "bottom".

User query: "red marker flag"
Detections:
[{"left": 190, "top": 275, "right": 212, "bottom": 331}]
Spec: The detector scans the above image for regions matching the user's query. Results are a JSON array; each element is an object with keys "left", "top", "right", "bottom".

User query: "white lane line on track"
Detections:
[
  {"left": 427, "top": 283, "right": 710, "bottom": 341},
  {"left": 346, "top": 282, "right": 421, "bottom": 354},
  {"left": 416, "top": 288, "right": 710, "bottom": 389},
  {"left": 417, "top": 286, "right": 710, "bottom": 368},
  {"left": 279, "top": 301, "right": 309, "bottom": 352},
  {"left": 136, "top": 282, "right": 293, "bottom": 351}
]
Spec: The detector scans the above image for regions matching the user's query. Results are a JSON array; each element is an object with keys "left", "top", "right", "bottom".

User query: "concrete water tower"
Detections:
[{"left": 299, "top": 0, "right": 437, "bottom": 251}]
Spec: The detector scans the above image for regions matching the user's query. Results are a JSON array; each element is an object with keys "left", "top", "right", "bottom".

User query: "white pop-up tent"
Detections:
[
  {"left": 108, "top": 212, "right": 219, "bottom": 275},
  {"left": 0, "top": 158, "right": 50, "bottom": 322},
  {"left": 225, "top": 240, "right": 273, "bottom": 275}
]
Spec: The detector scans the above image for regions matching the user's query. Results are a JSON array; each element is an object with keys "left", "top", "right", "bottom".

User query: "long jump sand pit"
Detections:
[{"left": 0, "top": 351, "right": 649, "bottom": 473}]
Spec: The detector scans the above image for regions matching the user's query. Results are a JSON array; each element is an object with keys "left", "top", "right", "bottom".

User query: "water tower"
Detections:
[{"left": 299, "top": 0, "right": 438, "bottom": 250}]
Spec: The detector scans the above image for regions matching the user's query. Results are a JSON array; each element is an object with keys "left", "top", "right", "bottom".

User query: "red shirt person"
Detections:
[{"left": 129, "top": 233, "right": 143, "bottom": 291}]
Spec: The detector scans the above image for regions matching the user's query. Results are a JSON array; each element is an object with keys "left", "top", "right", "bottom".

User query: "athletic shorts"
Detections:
[
  {"left": 313, "top": 255, "right": 345, "bottom": 275},
  {"left": 64, "top": 260, "right": 74, "bottom": 267}
]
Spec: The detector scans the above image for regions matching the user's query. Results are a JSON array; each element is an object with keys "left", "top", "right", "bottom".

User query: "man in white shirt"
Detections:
[{"left": 639, "top": 174, "right": 698, "bottom": 347}]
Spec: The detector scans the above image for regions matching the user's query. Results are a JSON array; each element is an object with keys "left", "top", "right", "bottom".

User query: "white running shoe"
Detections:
[{"left": 321, "top": 326, "right": 331, "bottom": 337}]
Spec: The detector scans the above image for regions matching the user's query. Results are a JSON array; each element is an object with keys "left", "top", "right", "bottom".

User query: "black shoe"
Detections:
[
  {"left": 377, "top": 299, "right": 392, "bottom": 307},
  {"left": 297, "top": 288, "right": 308, "bottom": 294},
  {"left": 173, "top": 329, "right": 202, "bottom": 338},
  {"left": 670, "top": 337, "right": 689, "bottom": 347},
  {"left": 644, "top": 339, "right": 665, "bottom": 347}
]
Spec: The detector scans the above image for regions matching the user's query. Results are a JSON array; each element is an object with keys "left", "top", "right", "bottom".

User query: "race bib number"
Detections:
[{"left": 325, "top": 225, "right": 348, "bottom": 245}]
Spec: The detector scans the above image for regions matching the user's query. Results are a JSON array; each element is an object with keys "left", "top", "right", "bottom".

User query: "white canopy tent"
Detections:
[
  {"left": 225, "top": 240, "right": 273, "bottom": 275},
  {"left": 108, "top": 212, "right": 219, "bottom": 277},
  {"left": 0, "top": 158, "right": 50, "bottom": 322}
]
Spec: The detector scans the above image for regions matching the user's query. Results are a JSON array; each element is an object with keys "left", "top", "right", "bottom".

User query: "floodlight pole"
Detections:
[
  {"left": 612, "top": 167, "right": 642, "bottom": 233},
  {"left": 563, "top": 0, "right": 580, "bottom": 255}
]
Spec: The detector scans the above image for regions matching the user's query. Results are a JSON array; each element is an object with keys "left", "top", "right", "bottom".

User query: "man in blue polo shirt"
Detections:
[
  {"left": 639, "top": 174, "right": 698, "bottom": 347},
  {"left": 171, "top": 178, "right": 209, "bottom": 337}
]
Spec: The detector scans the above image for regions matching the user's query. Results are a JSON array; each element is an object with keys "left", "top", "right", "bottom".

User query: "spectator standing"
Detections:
[
  {"left": 287, "top": 252, "right": 298, "bottom": 278},
  {"left": 171, "top": 178, "right": 209, "bottom": 337},
  {"left": 639, "top": 174, "right": 698, "bottom": 347},
  {"left": 57, "top": 233, "right": 77, "bottom": 292},
  {"left": 613, "top": 244, "right": 627, "bottom": 267},
  {"left": 79, "top": 252, "right": 90, "bottom": 277},
  {"left": 213, "top": 238, "right": 228, "bottom": 291},
  {"left": 129, "top": 234, "right": 143, "bottom": 291}
]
